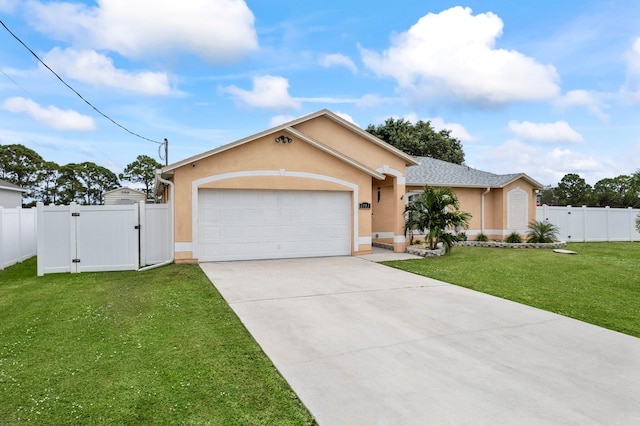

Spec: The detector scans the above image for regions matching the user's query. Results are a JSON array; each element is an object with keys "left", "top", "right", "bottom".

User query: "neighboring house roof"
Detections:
[
  {"left": 0, "top": 178, "right": 27, "bottom": 193},
  {"left": 160, "top": 109, "right": 418, "bottom": 175},
  {"left": 103, "top": 186, "right": 146, "bottom": 196},
  {"left": 406, "top": 156, "right": 544, "bottom": 189}
]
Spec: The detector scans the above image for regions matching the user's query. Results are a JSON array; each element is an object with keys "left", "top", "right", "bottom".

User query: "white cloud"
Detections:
[
  {"left": 555, "top": 90, "right": 608, "bottom": 121},
  {"left": 508, "top": 120, "right": 583, "bottom": 143},
  {"left": 223, "top": 75, "right": 301, "bottom": 110},
  {"left": 356, "top": 94, "right": 384, "bottom": 107},
  {"left": 319, "top": 53, "right": 357, "bottom": 73},
  {"left": 2, "top": 97, "right": 96, "bottom": 131},
  {"left": 269, "top": 114, "right": 297, "bottom": 127},
  {"left": 399, "top": 114, "right": 475, "bottom": 142},
  {"left": 27, "top": 0, "right": 258, "bottom": 62},
  {"left": 476, "top": 140, "right": 607, "bottom": 185},
  {"left": 360, "top": 6, "right": 560, "bottom": 106},
  {"left": 622, "top": 37, "right": 640, "bottom": 103},
  {"left": 0, "top": 0, "right": 19, "bottom": 12},
  {"left": 335, "top": 112, "right": 357, "bottom": 126},
  {"left": 427, "top": 117, "right": 476, "bottom": 142},
  {"left": 43, "top": 48, "right": 172, "bottom": 95}
]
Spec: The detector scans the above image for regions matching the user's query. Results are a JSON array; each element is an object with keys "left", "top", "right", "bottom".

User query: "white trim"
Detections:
[
  {"left": 466, "top": 229, "right": 506, "bottom": 236},
  {"left": 373, "top": 231, "right": 394, "bottom": 239},
  {"left": 507, "top": 187, "right": 529, "bottom": 232},
  {"left": 175, "top": 242, "right": 192, "bottom": 252},
  {"left": 357, "top": 236, "right": 372, "bottom": 245},
  {"left": 376, "top": 165, "right": 406, "bottom": 185},
  {"left": 394, "top": 235, "right": 406, "bottom": 244},
  {"left": 191, "top": 170, "right": 360, "bottom": 259}
]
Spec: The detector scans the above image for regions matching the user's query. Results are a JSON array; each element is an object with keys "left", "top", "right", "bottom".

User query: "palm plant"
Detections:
[
  {"left": 505, "top": 232, "right": 522, "bottom": 243},
  {"left": 526, "top": 220, "right": 560, "bottom": 243},
  {"left": 404, "top": 186, "right": 471, "bottom": 253}
]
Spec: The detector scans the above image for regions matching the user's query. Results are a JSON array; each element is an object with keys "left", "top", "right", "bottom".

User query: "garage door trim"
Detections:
[{"left": 191, "top": 170, "right": 359, "bottom": 260}]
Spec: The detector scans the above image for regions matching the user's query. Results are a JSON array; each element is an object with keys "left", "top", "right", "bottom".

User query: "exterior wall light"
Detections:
[{"left": 275, "top": 135, "right": 292, "bottom": 144}]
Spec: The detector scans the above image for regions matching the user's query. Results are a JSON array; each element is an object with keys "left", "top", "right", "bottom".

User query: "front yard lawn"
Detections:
[
  {"left": 0, "top": 258, "right": 315, "bottom": 425},
  {"left": 384, "top": 242, "right": 640, "bottom": 338}
]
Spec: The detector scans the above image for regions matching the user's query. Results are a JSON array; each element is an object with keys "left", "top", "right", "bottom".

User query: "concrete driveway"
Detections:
[{"left": 200, "top": 255, "right": 640, "bottom": 425}]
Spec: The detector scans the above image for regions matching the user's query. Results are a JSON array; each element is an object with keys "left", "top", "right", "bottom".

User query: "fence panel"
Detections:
[
  {"left": 536, "top": 205, "right": 640, "bottom": 242},
  {"left": 37, "top": 202, "right": 172, "bottom": 275},
  {"left": 37, "top": 204, "right": 73, "bottom": 275},
  {"left": 1, "top": 207, "right": 37, "bottom": 270},
  {"left": 75, "top": 204, "right": 139, "bottom": 273},
  {"left": 140, "top": 202, "right": 170, "bottom": 266}
]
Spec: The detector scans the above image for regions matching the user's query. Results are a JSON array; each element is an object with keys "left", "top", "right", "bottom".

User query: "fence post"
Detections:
[
  {"left": 36, "top": 202, "right": 44, "bottom": 276},
  {"left": 70, "top": 202, "right": 78, "bottom": 274},
  {"left": 582, "top": 205, "right": 587, "bottom": 242},
  {"left": 139, "top": 201, "right": 146, "bottom": 267},
  {"left": 0, "top": 206, "right": 4, "bottom": 271},
  {"left": 605, "top": 206, "right": 610, "bottom": 242},
  {"left": 629, "top": 207, "right": 634, "bottom": 242},
  {"left": 566, "top": 205, "right": 572, "bottom": 241}
]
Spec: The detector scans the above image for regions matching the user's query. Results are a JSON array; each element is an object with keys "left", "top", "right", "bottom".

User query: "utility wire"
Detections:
[{"left": 0, "top": 18, "right": 163, "bottom": 145}]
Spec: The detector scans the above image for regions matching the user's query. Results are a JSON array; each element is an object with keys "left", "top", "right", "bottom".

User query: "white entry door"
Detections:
[{"left": 198, "top": 189, "right": 351, "bottom": 261}]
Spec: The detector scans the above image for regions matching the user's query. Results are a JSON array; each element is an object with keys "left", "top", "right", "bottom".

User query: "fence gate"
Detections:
[{"left": 37, "top": 203, "right": 140, "bottom": 275}]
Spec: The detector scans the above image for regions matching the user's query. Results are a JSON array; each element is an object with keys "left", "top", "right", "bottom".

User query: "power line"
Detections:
[{"left": 0, "top": 18, "right": 163, "bottom": 145}]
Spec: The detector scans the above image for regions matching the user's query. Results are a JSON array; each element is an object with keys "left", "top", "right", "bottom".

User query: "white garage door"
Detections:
[{"left": 198, "top": 189, "right": 352, "bottom": 261}]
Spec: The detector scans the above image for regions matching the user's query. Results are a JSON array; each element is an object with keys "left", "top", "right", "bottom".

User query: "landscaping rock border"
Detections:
[
  {"left": 373, "top": 240, "right": 567, "bottom": 258},
  {"left": 454, "top": 241, "right": 567, "bottom": 249}
]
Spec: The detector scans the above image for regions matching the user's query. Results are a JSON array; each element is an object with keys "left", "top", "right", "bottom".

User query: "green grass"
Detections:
[
  {"left": 384, "top": 242, "right": 640, "bottom": 338},
  {"left": 0, "top": 258, "right": 316, "bottom": 425}
]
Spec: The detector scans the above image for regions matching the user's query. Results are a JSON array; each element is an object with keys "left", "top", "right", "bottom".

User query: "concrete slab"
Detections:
[
  {"left": 357, "top": 246, "right": 422, "bottom": 262},
  {"left": 200, "top": 256, "right": 640, "bottom": 426}
]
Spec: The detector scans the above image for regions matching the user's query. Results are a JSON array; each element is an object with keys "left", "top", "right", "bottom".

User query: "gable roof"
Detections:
[
  {"left": 160, "top": 109, "right": 417, "bottom": 176},
  {"left": 0, "top": 179, "right": 27, "bottom": 193},
  {"left": 103, "top": 186, "right": 147, "bottom": 196},
  {"left": 406, "top": 156, "right": 543, "bottom": 189}
]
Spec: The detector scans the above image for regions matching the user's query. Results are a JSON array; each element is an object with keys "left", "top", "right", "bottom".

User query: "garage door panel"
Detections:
[{"left": 198, "top": 189, "right": 351, "bottom": 261}]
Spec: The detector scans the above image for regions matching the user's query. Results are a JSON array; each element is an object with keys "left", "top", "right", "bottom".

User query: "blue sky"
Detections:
[{"left": 1, "top": 0, "right": 640, "bottom": 186}]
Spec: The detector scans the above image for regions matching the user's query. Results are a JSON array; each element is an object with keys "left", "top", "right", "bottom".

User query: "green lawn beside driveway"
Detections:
[
  {"left": 384, "top": 242, "right": 640, "bottom": 338},
  {"left": 0, "top": 258, "right": 316, "bottom": 425}
]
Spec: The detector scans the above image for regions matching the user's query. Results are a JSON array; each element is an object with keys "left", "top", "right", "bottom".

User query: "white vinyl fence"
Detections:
[
  {"left": 0, "top": 207, "right": 37, "bottom": 270},
  {"left": 536, "top": 205, "right": 640, "bottom": 242},
  {"left": 37, "top": 201, "right": 171, "bottom": 276}
]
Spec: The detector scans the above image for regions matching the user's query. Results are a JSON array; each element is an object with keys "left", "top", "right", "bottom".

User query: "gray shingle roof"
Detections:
[{"left": 406, "top": 156, "right": 542, "bottom": 188}]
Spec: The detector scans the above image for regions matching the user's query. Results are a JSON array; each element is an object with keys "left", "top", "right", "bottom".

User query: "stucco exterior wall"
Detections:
[
  {"left": 294, "top": 116, "right": 407, "bottom": 174},
  {"left": 170, "top": 131, "right": 379, "bottom": 261},
  {"left": 407, "top": 178, "right": 538, "bottom": 241}
]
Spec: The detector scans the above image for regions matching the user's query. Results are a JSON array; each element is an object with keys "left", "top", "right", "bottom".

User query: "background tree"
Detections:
[
  {"left": 366, "top": 118, "right": 465, "bottom": 164},
  {"left": 35, "top": 161, "right": 62, "bottom": 205},
  {"left": 57, "top": 162, "right": 119, "bottom": 205},
  {"left": 119, "top": 155, "right": 163, "bottom": 198},
  {"left": 539, "top": 185, "right": 559, "bottom": 206},
  {"left": 555, "top": 173, "right": 593, "bottom": 206},
  {"left": 0, "top": 144, "right": 44, "bottom": 199},
  {"left": 592, "top": 176, "right": 640, "bottom": 208},
  {"left": 404, "top": 186, "right": 471, "bottom": 253}
]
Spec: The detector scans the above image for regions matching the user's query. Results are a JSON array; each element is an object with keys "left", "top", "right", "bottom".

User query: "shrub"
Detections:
[
  {"left": 475, "top": 233, "right": 488, "bottom": 242},
  {"left": 505, "top": 232, "right": 522, "bottom": 243},
  {"left": 527, "top": 220, "right": 559, "bottom": 243},
  {"left": 636, "top": 213, "right": 640, "bottom": 234}
]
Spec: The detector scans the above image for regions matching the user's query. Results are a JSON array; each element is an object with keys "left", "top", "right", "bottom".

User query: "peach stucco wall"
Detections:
[
  {"left": 407, "top": 178, "right": 538, "bottom": 241},
  {"left": 294, "top": 116, "right": 407, "bottom": 174},
  {"left": 169, "top": 120, "right": 409, "bottom": 261}
]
